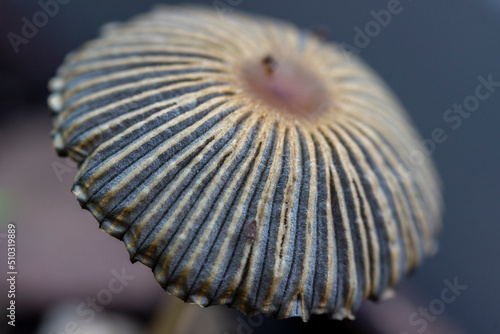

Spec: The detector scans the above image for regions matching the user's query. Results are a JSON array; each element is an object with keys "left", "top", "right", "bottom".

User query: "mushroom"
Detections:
[{"left": 48, "top": 5, "right": 442, "bottom": 321}]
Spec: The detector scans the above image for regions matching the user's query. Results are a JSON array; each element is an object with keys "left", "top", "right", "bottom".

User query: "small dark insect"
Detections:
[
  {"left": 244, "top": 219, "right": 257, "bottom": 241},
  {"left": 262, "top": 54, "right": 277, "bottom": 75}
]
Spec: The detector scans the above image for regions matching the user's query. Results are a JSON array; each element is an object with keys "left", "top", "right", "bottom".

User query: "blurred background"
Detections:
[{"left": 1, "top": 0, "right": 499, "bottom": 333}]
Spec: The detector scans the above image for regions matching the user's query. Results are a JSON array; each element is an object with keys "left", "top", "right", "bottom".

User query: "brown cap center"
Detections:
[{"left": 239, "top": 54, "right": 330, "bottom": 119}]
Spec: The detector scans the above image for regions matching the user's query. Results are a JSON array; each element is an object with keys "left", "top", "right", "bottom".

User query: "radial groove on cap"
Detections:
[{"left": 49, "top": 5, "right": 442, "bottom": 321}]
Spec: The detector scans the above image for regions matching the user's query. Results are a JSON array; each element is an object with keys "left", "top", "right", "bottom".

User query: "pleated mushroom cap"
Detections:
[{"left": 49, "top": 6, "right": 442, "bottom": 321}]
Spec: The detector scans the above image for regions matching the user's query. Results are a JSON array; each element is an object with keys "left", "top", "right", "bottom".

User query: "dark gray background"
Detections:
[{"left": 1, "top": 1, "right": 499, "bottom": 333}]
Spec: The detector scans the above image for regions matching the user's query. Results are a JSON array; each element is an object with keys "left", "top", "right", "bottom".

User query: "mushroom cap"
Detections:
[{"left": 49, "top": 5, "right": 442, "bottom": 321}]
